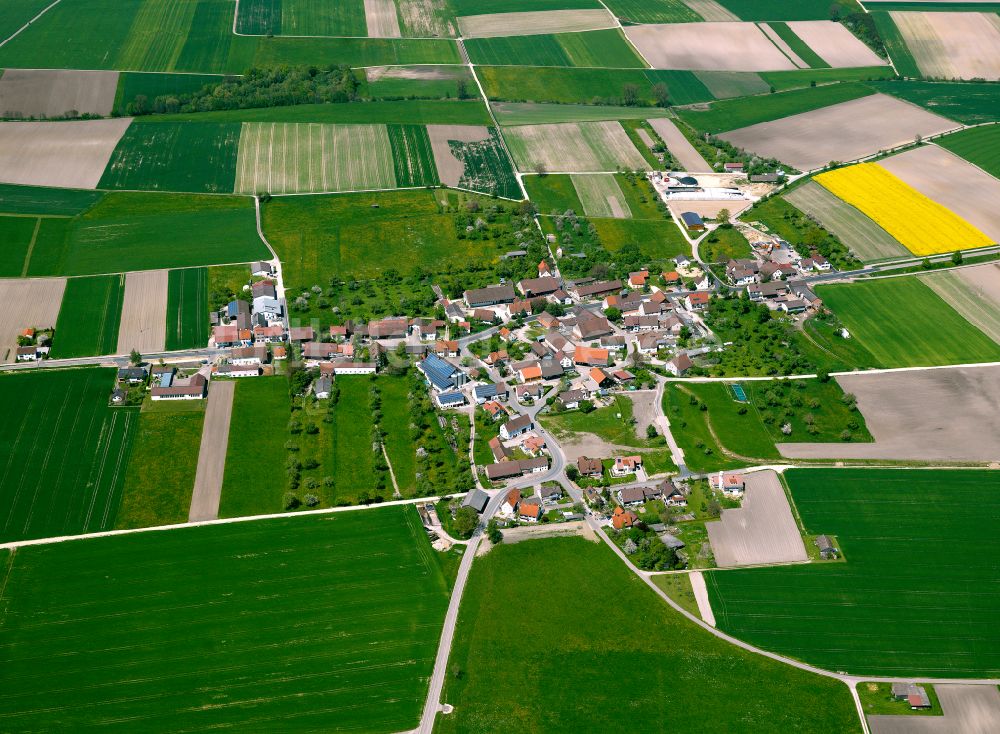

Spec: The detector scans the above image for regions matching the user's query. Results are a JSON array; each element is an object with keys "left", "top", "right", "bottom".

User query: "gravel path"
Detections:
[{"left": 689, "top": 570, "right": 716, "bottom": 626}]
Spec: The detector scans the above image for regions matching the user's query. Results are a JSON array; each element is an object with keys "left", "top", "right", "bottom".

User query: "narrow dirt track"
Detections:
[
  {"left": 189, "top": 381, "right": 235, "bottom": 523},
  {"left": 116, "top": 270, "right": 168, "bottom": 355}
]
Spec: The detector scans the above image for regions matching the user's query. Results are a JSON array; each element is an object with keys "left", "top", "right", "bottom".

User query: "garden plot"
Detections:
[
  {"left": 648, "top": 117, "right": 711, "bottom": 171},
  {"left": 705, "top": 470, "right": 807, "bottom": 567},
  {"left": 234, "top": 122, "right": 396, "bottom": 194},
  {"left": 785, "top": 181, "right": 908, "bottom": 261},
  {"left": 720, "top": 93, "right": 957, "bottom": 172},
  {"left": 624, "top": 22, "right": 797, "bottom": 70},
  {"left": 778, "top": 366, "right": 1000, "bottom": 462},
  {"left": 0, "top": 118, "right": 131, "bottom": 189},
  {"left": 890, "top": 11, "right": 1000, "bottom": 80},
  {"left": 878, "top": 144, "right": 1000, "bottom": 243},
  {"left": 921, "top": 263, "right": 1000, "bottom": 345},
  {"left": 785, "top": 21, "right": 886, "bottom": 68},
  {"left": 457, "top": 9, "right": 615, "bottom": 38},
  {"left": 427, "top": 124, "right": 489, "bottom": 186},
  {"left": 504, "top": 121, "right": 647, "bottom": 172},
  {"left": 116, "top": 269, "right": 168, "bottom": 354},
  {"left": 0, "top": 277, "right": 65, "bottom": 363},
  {"left": 364, "top": 0, "right": 401, "bottom": 37},
  {"left": 571, "top": 174, "right": 631, "bottom": 218},
  {"left": 684, "top": 0, "right": 740, "bottom": 22},
  {"left": 0, "top": 69, "right": 119, "bottom": 118}
]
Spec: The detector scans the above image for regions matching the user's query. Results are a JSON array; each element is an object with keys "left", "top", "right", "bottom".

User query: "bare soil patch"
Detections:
[
  {"left": 427, "top": 124, "right": 488, "bottom": 186},
  {"left": 0, "top": 277, "right": 66, "bottom": 363},
  {"left": 116, "top": 269, "right": 168, "bottom": 355},
  {"left": 457, "top": 9, "right": 614, "bottom": 38},
  {"left": 705, "top": 469, "right": 807, "bottom": 567},
  {"left": 720, "top": 93, "right": 957, "bottom": 172},
  {"left": 921, "top": 264, "right": 1000, "bottom": 345},
  {"left": 0, "top": 69, "right": 119, "bottom": 119},
  {"left": 647, "top": 117, "right": 710, "bottom": 172},
  {"left": 636, "top": 128, "right": 655, "bottom": 149},
  {"left": 0, "top": 118, "right": 131, "bottom": 189},
  {"left": 683, "top": 0, "right": 739, "bottom": 22},
  {"left": 869, "top": 684, "right": 1000, "bottom": 734},
  {"left": 778, "top": 366, "right": 1000, "bottom": 462},
  {"left": 668, "top": 199, "right": 752, "bottom": 220},
  {"left": 624, "top": 390, "right": 658, "bottom": 436},
  {"left": 502, "top": 521, "right": 586, "bottom": 544},
  {"left": 759, "top": 23, "right": 808, "bottom": 69},
  {"left": 688, "top": 570, "right": 716, "bottom": 625},
  {"left": 624, "top": 22, "right": 797, "bottom": 71},
  {"left": 878, "top": 144, "right": 1000, "bottom": 243},
  {"left": 364, "top": 0, "right": 401, "bottom": 38},
  {"left": 891, "top": 11, "right": 1000, "bottom": 80},
  {"left": 365, "top": 65, "right": 463, "bottom": 82},
  {"left": 786, "top": 21, "right": 886, "bottom": 68},
  {"left": 189, "top": 379, "right": 235, "bottom": 522}
]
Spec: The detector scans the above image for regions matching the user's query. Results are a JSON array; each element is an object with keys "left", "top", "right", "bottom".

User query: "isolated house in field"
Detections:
[
  {"left": 815, "top": 535, "right": 838, "bottom": 560},
  {"left": 891, "top": 683, "right": 931, "bottom": 710}
]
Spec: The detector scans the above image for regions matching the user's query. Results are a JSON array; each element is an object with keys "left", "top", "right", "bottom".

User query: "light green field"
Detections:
[
  {"left": 919, "top": 268, "right": 1000, "bottom": 346},
  {"left": 694, "top": 70, "right": 770, "bottom": 99},
  {"left": 503, "top": 121, "right": 647, "bottom": 173},
  {"left": 570, "top": 173, "right": 631, "bottom": 219},
  {"left": 490, "top": 102, "right": 670, "bottom": 126},
  {"left": 234, "top": 122, "right": 396, "bottom": 194}
]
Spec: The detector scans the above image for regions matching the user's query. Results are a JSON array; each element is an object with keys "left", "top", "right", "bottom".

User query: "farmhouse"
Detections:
[
  {"left": 254, "top": 324, "right": 285, "bottom": 343},
  {"left": 501, "top": 489, "right": 521, "bottom": 515},
  {"left": 368, "top": 318, "right": 408, "bottom": 339},
  {"left": 464, "top": 285, "right": 516, "bottom": 308},
  {"left": 489, "top": 436, "right": 511, "bottom": 463},
  {"left": 230, "top": 345, "right": 268, "bottom": 365},
  {"left": 573, "top": 279, "right": 622, "bottom": 300},
  {"left": 518, "top": 276, "right": 561, "bottom": 297},
  {"left": 710, "top": 472, "right": 745, "bottom": 495},
  {"left": 518, "top": 502, "right": 541, "bottom": 523},
  {"left": 815, "top": 535, "right": 838, "bottom": 560},
  {"left": 574, "top": 311, "right": 613, "bottom": 340},
  {"left": 891, "top": 683, "right": 931, "bottom": 710},
  {"left": 218, "top": 363, "right": 260, "bottom": 378},
  {"left": 666, "top": 352, "right": 693, "bottom": 377},
  {"left": 486, "top": 458, "right": 548, "bottom": 481},
  {"left": 500, "top": 414, "right": 533, "bottom": 440},
  {"left": 574, "top": 346, "right": 610, "bottom": 367},
  {"left": 612, "top": 506, "right": 638, "bottom": 530},
  {"left": 436, "top": 391, "right": 466, "bottom": 409},
  {"left": 151, "top": 373, "right": 207, "bottom": 400},
  {"left": 251, "top": 280, "right": 276, "bottom": 300}
]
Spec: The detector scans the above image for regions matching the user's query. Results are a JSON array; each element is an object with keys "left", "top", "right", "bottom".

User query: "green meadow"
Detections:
[{"left": 51, "top": 274, "right": 125, "bottom": 358}]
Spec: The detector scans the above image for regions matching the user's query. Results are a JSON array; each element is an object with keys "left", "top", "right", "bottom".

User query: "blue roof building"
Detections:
[
  {"left": 437, "top": 391, "right": 466, "bottom": 408},
  {"left": 419, "top": 353, "right": 459, "bottom": 391},
  {"left": 473, "top": 383, "right": 498, "bottom": 402},
  {"left": 680, "top": 211, "right": 705, "bottom": 231}
]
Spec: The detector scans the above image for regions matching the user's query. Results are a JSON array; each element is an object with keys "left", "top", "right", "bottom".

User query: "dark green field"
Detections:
[
  {"left": 452, "top": 0, "right": 601, "bottom": 12},
  {"left": 937, "top": 125, "right": 1000, "bottom": 178},
  {"left": 714, "top": 0, "right": 859, "bottom": 20},
  {"left": 0, "top": 0, "right": 53, "bottom": 41},
  {"left": 760, "top": 66, "right": 894, "bottom": 91},
  {"left": 524, "top": 173, "right": 585, "bottom": 214},
  {"left": 871, "top": 11, "right": 922, "bottom": 78},
  {"left": 113, "top": 71, "right": 226, "bottom": 115},
  {"left": 870, "top": 80, "right": 1000, "bottom": 124},
  {"left": 165, "top": 267, "right": 209, "bottom": 350},
  {"left": 25, "top": 192, "right": 267, "bottom": 276},
  {"left": 0, "top": 368, "right": 137, "bottom": 543},
  {"left": 438, "top": 537, "right": 860, "bottom": 733},
  {"left": 379, "top": 375, "right": 417, "bottom": 495},
  {"left": 138, "top": 99, "right": 491, "bottom": 125},
  {"left": 863, "top": 1, "right": 1000, "bottom": 10},
  {"left": 0, "top": 184, "right": 103, "bottom": 216},
  {"left": 51, "top": 275, "right": 125, "bottom": 358},
  {"left": 465, "top": 28, "right": 645, "bottom": 68},
  {"left": 236, "top": 0, "right": 367, "bottom": 36},
  {"left": 0, "top": 506, "right": 451, "bottom": 731},
  {"left": 708, "top": 468, "right": 1000, "bottom": 677},
  {"left": 767, "top": 21, "right": 830, "bottom": 68},
  {"left": 387, "top": 124, "right": 439, "bottom": 188},
  {"left": 98, "top": 121, "right": 241, "bottom": 193},
  {"left": 0, "top": 216, "right": 36, "bottom": 277},
  {"left": 602, "top": 0, "right": 699, "bottom": 22}
]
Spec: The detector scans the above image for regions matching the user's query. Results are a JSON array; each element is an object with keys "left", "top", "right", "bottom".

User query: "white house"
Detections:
[
  {"left": 611, "top": 456, "right": 642, "bottom": 478},
  {"left": 218, "top": 364, "right": 260, "bottom": 378},
  {"left": 252, "top": 296, "right": 282, "bottom": 322},
  {"left": 500, "top": 414, "right": 533, "bottom": 441},
  {"left": 501, "top": 488, "right": 521, "bottom": 516}
]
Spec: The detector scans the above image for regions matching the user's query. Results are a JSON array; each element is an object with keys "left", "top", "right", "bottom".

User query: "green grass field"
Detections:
[
  {"left": 139, "top": 99, "right": 491, "bottom": 125},
  {"left": 695, "top": 70, "right": 769, "bottom": 99},
  {"left": 0, "top": 184, "right": 103, "bottom": 216},
  {"left": 524, "top": 173, "right": 585, "bottom": 214},
  {"left": 219, "top": 377, "right": 291, "bottom": 518},
  {"left": 113, "top": 71, "right": 226, "bottom": 115},
  {"left": 0, "top": 368, "right": 137, "bottom": 543},
  {"left": 708, "top": 468, "right": 1000, "bottom": 677},
  {"left": 379, "top": 375, "right": 417, "bottom": 495},
  {"left": 438, "top": 537, "right": 861, "bottom": 733},
  {"left": 387, "top": 124, "right": 439, "bottom": 188},
  {"left": 0, "top": 0, "right": 54, "bottom": 41},
  {"left": 25, "top": 192, "right": 267, "bottom": 276},
  {"left": 465, "top": 28, "right": 645, "bottom": 68},
  {"left": 871, "top": 11, "right": 922, "bottom": 78},
  {"left": 0, "top": 216, "right": 37, "bottom": 277},
  {"left": 236, "top": 0, "right": 367, "bottom": 36},
  {"left": 51, "top": 275, "right": 125, "bottom": 358},
  {"left": 98, "top": 121, "right": 241, "bottom": 193},
  {"left": 817, "top": 277, "right": 1000, "bottom": 367},
  {"left": 592, "top": 217, "right": 689, "bottom": 260},
  {"left": 677, "top": 82, "right": 875, "bottom": 133},
  {"left": 116, "top": 401, "right": 206, "bottom": 529},
  {"left": 491, "top": 102, "right": 670, "bottom": 125},
  {"left": 869, "top": 81, "right": 1000, "bottom": 125},
  {"left": 364, "top": 65, "right": 473, "bottom": 99},
  {"left": 331, "top": 376, "right": 377, "bottom": 496},
  {"left": 937, "top": 125, "right": 1000, "bottom": 178},
  {"left": 165, "top": 267, "right": 209, "bottom": 350},
  {"left": 541, "top": 395, "right": 660, "bottom": 449},
  {"left": 714, "top": 0, "right": 859, "bottom": 20},
  {"left": 759, "top": 66, "right": 892, "bottom": 91},
  {"left": 602, "top": 0, "right": 699, "bottom": 22},
  {"left": 0, "top": 506, "right": 451, "bottom": 731}
]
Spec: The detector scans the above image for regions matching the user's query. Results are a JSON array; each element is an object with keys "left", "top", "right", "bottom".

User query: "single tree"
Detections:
[
  {"left": 652, "top": 82, "right": 670, "bottom": 107},
  {"left": 486, "top": 518, "right": 502, "bottom": 544},
  {"left": 129, "top": 349, "right": 142, "bottom": 365},
  {"left": 622, "top": 83, "right": 639, "bottom": 107},
  {"left": 952, "top": 250, "right": 963, "bottom": 265}
]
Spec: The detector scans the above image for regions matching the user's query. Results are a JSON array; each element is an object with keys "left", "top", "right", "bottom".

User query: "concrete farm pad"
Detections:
[
  {"left": 890, "top": 11, "right": 1000, "bottom": 81},
  {"left": 189, "top": 379, "right": 235, "bottom": 523},
  {"left": 457, "top": 9, "right": 615, "bottom": 38},
  {"left": 878, "top": 145, "right": 1000, "bottom": 243},
  {"left": 778, "top": 366, "right": 1000, "bottom": 462},
  {"left": 0, "top": 69, "right": 119, "bottom": 119},
  {"left": 705, "top": 470, "right": 807, "bottom": 567},
  {"left": 0, "top": 118, "right": 132, "bottom": 189},
  {"left": 683, "top": 0, "right": 739, "bottom": 22},
  {"left": 720, "top": 93, "right": 957, "bottom": 172},
  {"left": 427, "top": 124, "right": 489, "bottom": 187},
  {"left": 364, "top": 0, "right": 401, "bottom": 37},
  {"left": 869, "top": 684, "right": 1000, "bottom": 734},
  {"left": 0, "top": 278, "right": 66, "bottom": 363},
  {"left": 920, "top": 264, "right": 1000, "bottom": 345},
  {"left": 623, "top": 22, "right": 797, "bottom": 71},
  {"left": 116, "top": 270, "right": 168, "bottom": 355},
  {"left": 504, "top": 121, "right": 647, "bottom": 173},
  {"left": 785, "top": 21, "right": 886, "bottom": 68},
  {"left": 668, "top": 199, "right": 752, "bottom": 220},
  {"left": 647, "top": 118, "right": 711, "bottom": 172}
]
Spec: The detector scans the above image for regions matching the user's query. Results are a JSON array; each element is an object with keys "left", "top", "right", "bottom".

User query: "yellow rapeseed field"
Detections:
[{"left": 814, "top": 163, "right": 992, "bottom": 256}]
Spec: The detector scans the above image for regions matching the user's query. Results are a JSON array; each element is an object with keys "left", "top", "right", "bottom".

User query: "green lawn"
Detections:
[
  {"left": 116, "top": 403, "right": 205, "bottom": 529},
  {"left": 541, "top": 395, "right": 660, "bottom": 449},
  {"left": 379, "top": 375, "right": 417, "bottom": 495},
  {"left": 331, "top": 376, "right": 377, "bottom": 497},
  {"left": 0, "top": 368, "right": 137, "bottom": 542},
  {"left": 662, "top": 383, "right": 745, "bottom": 474},
  {"left": 708, "top": 468, "right": 1000, "bottom": 677},
  {"left": 25, "top": 192, "right": 267, "bottom": 276},
  {"left": 868, "top": 80, "right": 1000, "bottom": 125},
  {"left": 0, "top": 216, "right": 37, "bottom": 277},
  {"left": 51, "top": 274, "right": 125, "bottom": 358},
  {"left": 165, "top": 267, "right": 209, "bottom": 350},
  {"left": 141, "top": 99, "right": 491, "bottom": 125},
  {"left": 937, "top": 125, "right": 1000, "bottom": 178},
  {"left": 438, "top": 537, "right": 861, "bottom": 733},
  {"left": 0, "top": 183, "right": 103, "bottom": 216},
  {"left": 465, "top": 28, "right": 645, "bottom": 68},
  {"left": 218, "top": 377, "right": 291, "bottom": 518},
  {"left": 697, "top": 224, "right": 752, "bottom": 262},
  {"left": 0, "top": 506, "right": 450, "bottom": 732},
  {"left": 817, "top": 277, "right": 1000, "bottom": 367},
  {"left": 524, "top": 173, "right": 585, "bottom": 214},
  {"left": 592, "top": 217, "right": 690, "bottom": 260}
]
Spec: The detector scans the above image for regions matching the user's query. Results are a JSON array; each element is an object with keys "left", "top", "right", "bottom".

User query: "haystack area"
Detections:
[
  {"left": 457, "top": 9, "right": 615, "bottom": 38},
  {"left": 623, "top": 22, "right": 797, "bottom": 71},
  {"left": 364, "top": 0, "right": 401, "bottom": 37},
  {"left": 427, "top": 124, "right": 489, "bottom": 186},
  {"left": 0, "top": 69, "right": 119, "bottom": 118},
  {"left": 785, "top": 21, "right": 886, "bottom": 68},
  {"left": 0, "top": 118, "right": 132, "bottom": 189},
  {"left": 720, "top": 93, "right": 957, "bottom": 171},
  {"left": 890, "top": 11, "right": 1000, "bottom": 81},
  {"left": 116, "top": 269, "right": 168, "bottom": 354},
  {"left": 778, "top": 366, "right": 1000, "bottom": 462},
  {"left": 0, "top": 278, "right": 66, "bottom": 363},
  {"left": 878, "top": 144, "right": 1000, "bottom": 243}
]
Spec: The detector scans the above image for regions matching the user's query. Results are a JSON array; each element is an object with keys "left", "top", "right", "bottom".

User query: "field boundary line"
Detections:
[
  {"left": 19, "top": 218, "right": 41, "bottom": 277},
  {"left": 0, "top": 0, "right": 64, "bottom": 49},
  {"left": 0, "top": 492, "right": 468, "bottom": 551}
]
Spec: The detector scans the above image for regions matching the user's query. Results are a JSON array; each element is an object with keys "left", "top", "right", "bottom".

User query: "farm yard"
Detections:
[
  {"left": 0, "top": 368, "right": 137, "bottom": 543},
  {"left": 0, "top": 278, "right": 66, "bottom": 363},
  {"left": 707, "top": 469, "right": 1000, "bottom": 677},
  {"left": 0, "top": 507, "right": 451, "bottom": 731},
  {"left": 116, "top": 269, "right": 169, "bottom": 355},
  {"left": 165, "top": 267, "right": 209, "bottom": 350},
  {"left": 0, "top": 69, "right": 119, "bottom": 119},
  {"left": 51, "top": 275, "right": 125, "bottom": 358},
  {"left": 888, "top": 11, "right": 1000, "bottom": 80},
  {"left": 503, "top": 121, "right": 647, "bottom": 173}
]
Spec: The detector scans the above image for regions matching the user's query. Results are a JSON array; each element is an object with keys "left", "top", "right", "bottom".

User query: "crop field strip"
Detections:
[
  {"left": 570, "top": 174, "right": 631, "bottom": 219},
  {"left": 456, "top": 8, "right": 616, "bottom": 38},
  {"left": 919, "top": 266, "right": 1000, "bottom": 346},
  {"left": 870, "top": 80, "right": 1000, "bottom": 125},
  {"left": 937, "top": 124, "right": 1000, "bottom": 177},
  {"left": 761, "top": 22, "right": 824, "bottom": 68},
  {"left": 889, "top": 10, "right": 1000, "bottom": 80},
  {"left": 387, "top": 124, "right": 439, "bottom": 188},
  {"left": 236, "top": 0, "right": 369, "bottom": 36},
  {"left": 463, "top": 28, "right": 646, "bottom": 68},
  {"left": 165, "top": 267, "right": 208, "bottom": 350},
  {"left": 784, "top": 20, "right": 886, "bottom": 69},
  {"left": 0, "top": 368, "right": 137, "bottom": 543},
  {"left": 694, "top": 70, "right": 769, "bottom": 99},
  {"left": 623, "top": 22, "right": 798, "bottom": 71},
  {"left": 708, "top": 469, "right": 1000, "bottom": 677},
  {"left": 51, "top": 274, "right": 126, "bottom": 358},
  {"left": 595, "top": 0, "right": 700, "bottom": 23},
  {"left": 503, "top": 120, "right": 647, "bottom": 173},
  {"left": 0, "top": 216, "right": 38, "bottom": 277},
  {"left": 0, "top": 507, "right": 451, "bottom": 731}
]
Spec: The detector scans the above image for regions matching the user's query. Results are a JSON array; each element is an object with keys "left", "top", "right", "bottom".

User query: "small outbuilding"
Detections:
[{"left": 680, "top": 211, "right": 705, "bottom": 231}]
